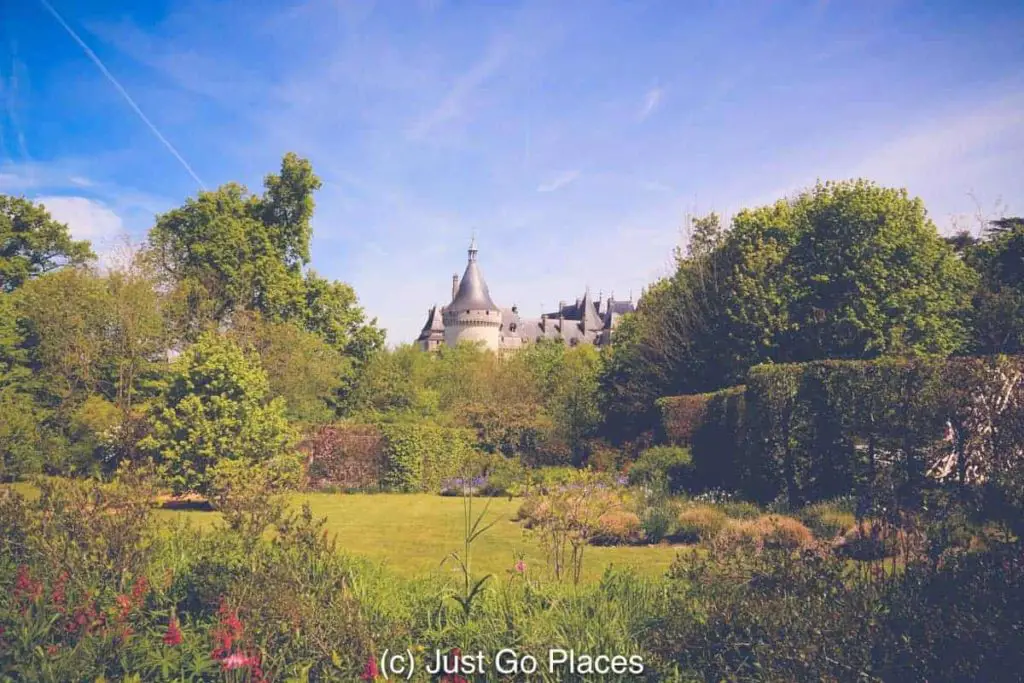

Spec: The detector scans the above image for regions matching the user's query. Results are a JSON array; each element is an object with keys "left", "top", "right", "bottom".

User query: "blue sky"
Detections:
[{"left": 2, "top": 0, "right": 1023, "bottom": 344}]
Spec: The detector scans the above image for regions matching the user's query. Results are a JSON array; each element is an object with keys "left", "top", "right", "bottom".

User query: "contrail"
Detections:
[{"left": 38, "top": 0, "right": 207, "bottom": 190}]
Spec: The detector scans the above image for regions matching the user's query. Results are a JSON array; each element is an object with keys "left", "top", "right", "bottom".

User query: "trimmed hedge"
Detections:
[
  {"left": 378, "top": 423, "right": 476, "bottom": 492},
  {"left": 301, "top": 422, "right": 476, "bottom": 492},
  {"left": 659, "top": 356, "right": 1024, "bottom": 506}
]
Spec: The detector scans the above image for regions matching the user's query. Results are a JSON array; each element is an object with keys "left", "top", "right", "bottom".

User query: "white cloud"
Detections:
[
  {"left": 639, "top": 86, "right": 664, "bottom": 120},
  {"left": 537, "top": 169, "right": 580, "bottom": 193},
  {"left": 36, "top": 195, "right": 126, "bottom": 247}
]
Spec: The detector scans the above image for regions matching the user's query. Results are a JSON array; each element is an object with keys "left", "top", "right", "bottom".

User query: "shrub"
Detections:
[
  {"left": 716, "top": 515, "right": 815, "bottom": 552},
  {"left": 798, "top": 501, "right": 857, "bottom": 539},
  {"left": 593, "top": 510, "right": 643, "bottom": 546},
  {"left": 378, "top": 423, "right": 475, "bottom": 492},
  {"left": 836, "top": 520, "right": 909, "bottom": 560},
  {"left": 627, "top": 445, "right": 694, "bottom": 494},
  {"left": 758, "top": 515, "right": 815, "bottom": 550},
  {"left": 139, "top": 332, "right": 297, "bottom": 495},
  {"left": 674, "top": 506, "right": 728, "bottom": 543},
  {"left": 641, "top": 501, "right": 676, "bottom": 543},
  {"left": 716, "top": 500, "right": 761, "bottom": 519},
  {"left": 302, "top": 423, "right": 383, "bottom": 490}
]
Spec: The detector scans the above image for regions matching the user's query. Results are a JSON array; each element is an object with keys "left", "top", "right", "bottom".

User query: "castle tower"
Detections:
[{"left": 442, "top": 237, "right": 502, "bottom": 350}]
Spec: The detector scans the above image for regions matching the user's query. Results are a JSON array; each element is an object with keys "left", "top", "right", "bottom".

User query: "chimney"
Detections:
[{"left": 452, "top": 273, "right": 459, "bottom": 300}]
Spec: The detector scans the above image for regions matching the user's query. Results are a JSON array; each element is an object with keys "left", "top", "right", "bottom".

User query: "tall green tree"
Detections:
[
  {"left": 600, "top": 180, "right": 977, "bottom": 444},
  {"left": 0, "top": 195, "right": 94, "bottom": 293},
  {"left": 148, "top": 153, "right": 383, "bottom": 357},
  {"left": 964, "top": 216, "right": 1024, "bottom": 354}
]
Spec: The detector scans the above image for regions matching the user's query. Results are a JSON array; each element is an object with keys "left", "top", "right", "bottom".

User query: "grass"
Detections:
[
  {"left": 0, "top": 480, "right": 695, "bottom": 582},
  {"left": 157, "top": 492, "right": 682, "bottom": 583}
]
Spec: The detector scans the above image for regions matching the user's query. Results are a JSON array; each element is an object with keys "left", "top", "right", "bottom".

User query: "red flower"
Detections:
[
  {"left": 50, "top": 572, "right": 68, "bottom": 609},
  {"left": 163, "top": 616, "right": 183, "bottom": 646},
  {"left": 361, "top": 654, "right": 380, "bottom": 681},
  {"left": 13, "top": 565, "right": 42, "bottom": 602},
  {"left": 131, "top": 576, "right": 149, "bottom": 602},
  {"left": 211, "top": 600, "right": 245, "bottom": 659},
  {"left": 115, "top": 594, "right": 133, "bottom": 621}
]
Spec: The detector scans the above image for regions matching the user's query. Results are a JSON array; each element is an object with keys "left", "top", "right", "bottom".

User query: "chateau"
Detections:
[{"left": 417, "top": 239, "right": 636, "bottom": 352}]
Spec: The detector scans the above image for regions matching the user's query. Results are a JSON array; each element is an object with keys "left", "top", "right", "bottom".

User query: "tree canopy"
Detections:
[{"left": 0, "top": 195, "right": 94, "bottom": 293}]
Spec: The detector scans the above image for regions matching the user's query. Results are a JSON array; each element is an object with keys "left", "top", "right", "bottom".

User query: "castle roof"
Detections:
[
  {"left": 416, "top": 305, "right": 445, "bottom": 341},
  {"left": 448, "top": 239, "right": 499, "bottom": 312},
  {"left": 579, "top": 288, "right": 603, "bottom": 331}
]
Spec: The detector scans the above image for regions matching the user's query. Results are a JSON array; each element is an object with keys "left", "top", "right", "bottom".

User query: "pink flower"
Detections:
[
  {"left": 222, "top": 652, "right": 252, "bottom": 670},
  {"left": 514, "top": 559, "right": 527, "bottom": 573},
  {"left": 163, "top": 617, "right": 183, "bottom": 646},
  {"left": 361, "top": 654, "right": 380, "bottom": 681}
]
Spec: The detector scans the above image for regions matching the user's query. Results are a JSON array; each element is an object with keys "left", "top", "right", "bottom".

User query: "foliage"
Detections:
[
  {"left": 229, "top": 311, "right": 349, "bottom": 423},
  {"left": 798, "top": 500, "right": 857, "bottom": 539},
  {"left": 522, "top": 472, "right": 622, "bottom": 583},
  {"left": 377, "top": 422, "right": 475, "bottom": 492},
  {"left": 627, "top": 445, "right": 694, "bottom": 494},
  {"left": 0, "top": 195, "right": 94, "bottom": 293},
  {"left": 592, "top": 510, "right": 643, "bottom": 545},
  {"left": 139, "top": 332, "right": 297, "bottom": 495},
  {"left": 603, "top": 181, "right": 976, "bottom": 443},
  {"left": 301, "top": 423, "right": 384, "bottom": 491},
  {"left": 674, "top": 505, "right": 728, "bottom": 543},
  {"left": 148, "top": 153, "right": 382, "bottom": 358},
  {"left": 660, "top": 356, "right": 1024, "bottom": 509}
]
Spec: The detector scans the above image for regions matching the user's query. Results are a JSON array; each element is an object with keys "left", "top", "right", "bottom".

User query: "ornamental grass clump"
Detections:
[
  {"left": 715, "top": 515, "right": 815, "bottom": 553},
  {"left": 593, "top": 510, "right": 643, "bottom": 545},
  {"left": 675, "top": 506, "right": 728, "bottom": 544}
]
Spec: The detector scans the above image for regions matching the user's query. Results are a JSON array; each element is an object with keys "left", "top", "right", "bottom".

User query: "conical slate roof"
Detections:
[
  {"left": 449, "top": 239, "right": 499, "bottom": 312},
  {"left": 417, "top": 305, "right": 445, "bottom": 341},
  {"left": 579, "top": 288, "right": 603, "bottom": 331}
]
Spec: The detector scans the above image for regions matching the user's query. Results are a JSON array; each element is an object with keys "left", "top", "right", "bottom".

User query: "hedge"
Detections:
[
  {"left": 301, "top": 422, "right": 477, "bottom": 492},
  {"left": 378, "top": 423, "right": 476, "bottom": 492},
  {"left": 659, "top": 356, "right": 1024, "bottom": 506}
]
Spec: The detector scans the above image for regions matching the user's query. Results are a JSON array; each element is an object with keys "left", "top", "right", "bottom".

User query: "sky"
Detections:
[{"left": 2, "top": 0, "right": 1023, "bottom": 344}]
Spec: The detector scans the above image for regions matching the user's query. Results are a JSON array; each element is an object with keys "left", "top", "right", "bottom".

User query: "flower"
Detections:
[
  {"left": 211, "top": 599, "right": 244, "bottom": 658},
  {"left": 361, "top": 654, "right": 380, "bottom": 681},
  {"left": 222, "top": 652, "right": 251, "bottom": 670},
  {"left": 130, "top": 576, "right": 150, "bottom": 602},
  {"left": 50, "top": 572, "right": 68, "bottom": 609},
  {"left": 14, "top": 565, "right": 42, "bottom": 602},
  {"left": 115, "top": 594, "right": 133, "bottom": 620},
  {"left": 514, "top": 559, "right": 527, "bottom": 573},
  {"left": 163, "top": 616, "right": 183, "bottom": 646}
]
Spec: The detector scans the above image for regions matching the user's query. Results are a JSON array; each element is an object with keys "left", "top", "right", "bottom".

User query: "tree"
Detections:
[
  {"left": 229, "top": 311, "right": 350, "bottom": 423},
  {"left": 783, "top": 180, "right": 976, "bottom": 360},
  {"left": 148, "top": 154, "right": 383, "bottom": 358},
  {"left": 14, "top": 267, "right": 113, "bottom": 408},
  {"left": 0, "top": 195, "right": 94, "bottom": 293},
  {"left": 139, "top": 332, "right": 297, "bottom": 495},
  {"left": 965, "top": 217, "right": 1024, "bottom": 354},
  {"left": 600, "top": 181, "right": 978, "bottom": 444},
  {"left": 104, "top": 255, "right": 167, "bottom": 415}
]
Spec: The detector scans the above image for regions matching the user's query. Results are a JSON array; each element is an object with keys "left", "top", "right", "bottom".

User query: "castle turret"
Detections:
[
  {"left": 442, "top": 237, "right": 502, "bottom": 350},
  {"left": 416, "top": 305, "right": 445, "bottom": 351}
]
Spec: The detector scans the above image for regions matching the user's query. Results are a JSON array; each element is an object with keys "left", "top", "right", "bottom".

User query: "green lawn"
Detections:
[{"left": 155, "top": 492, "right": 683, "bottom": 582}]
